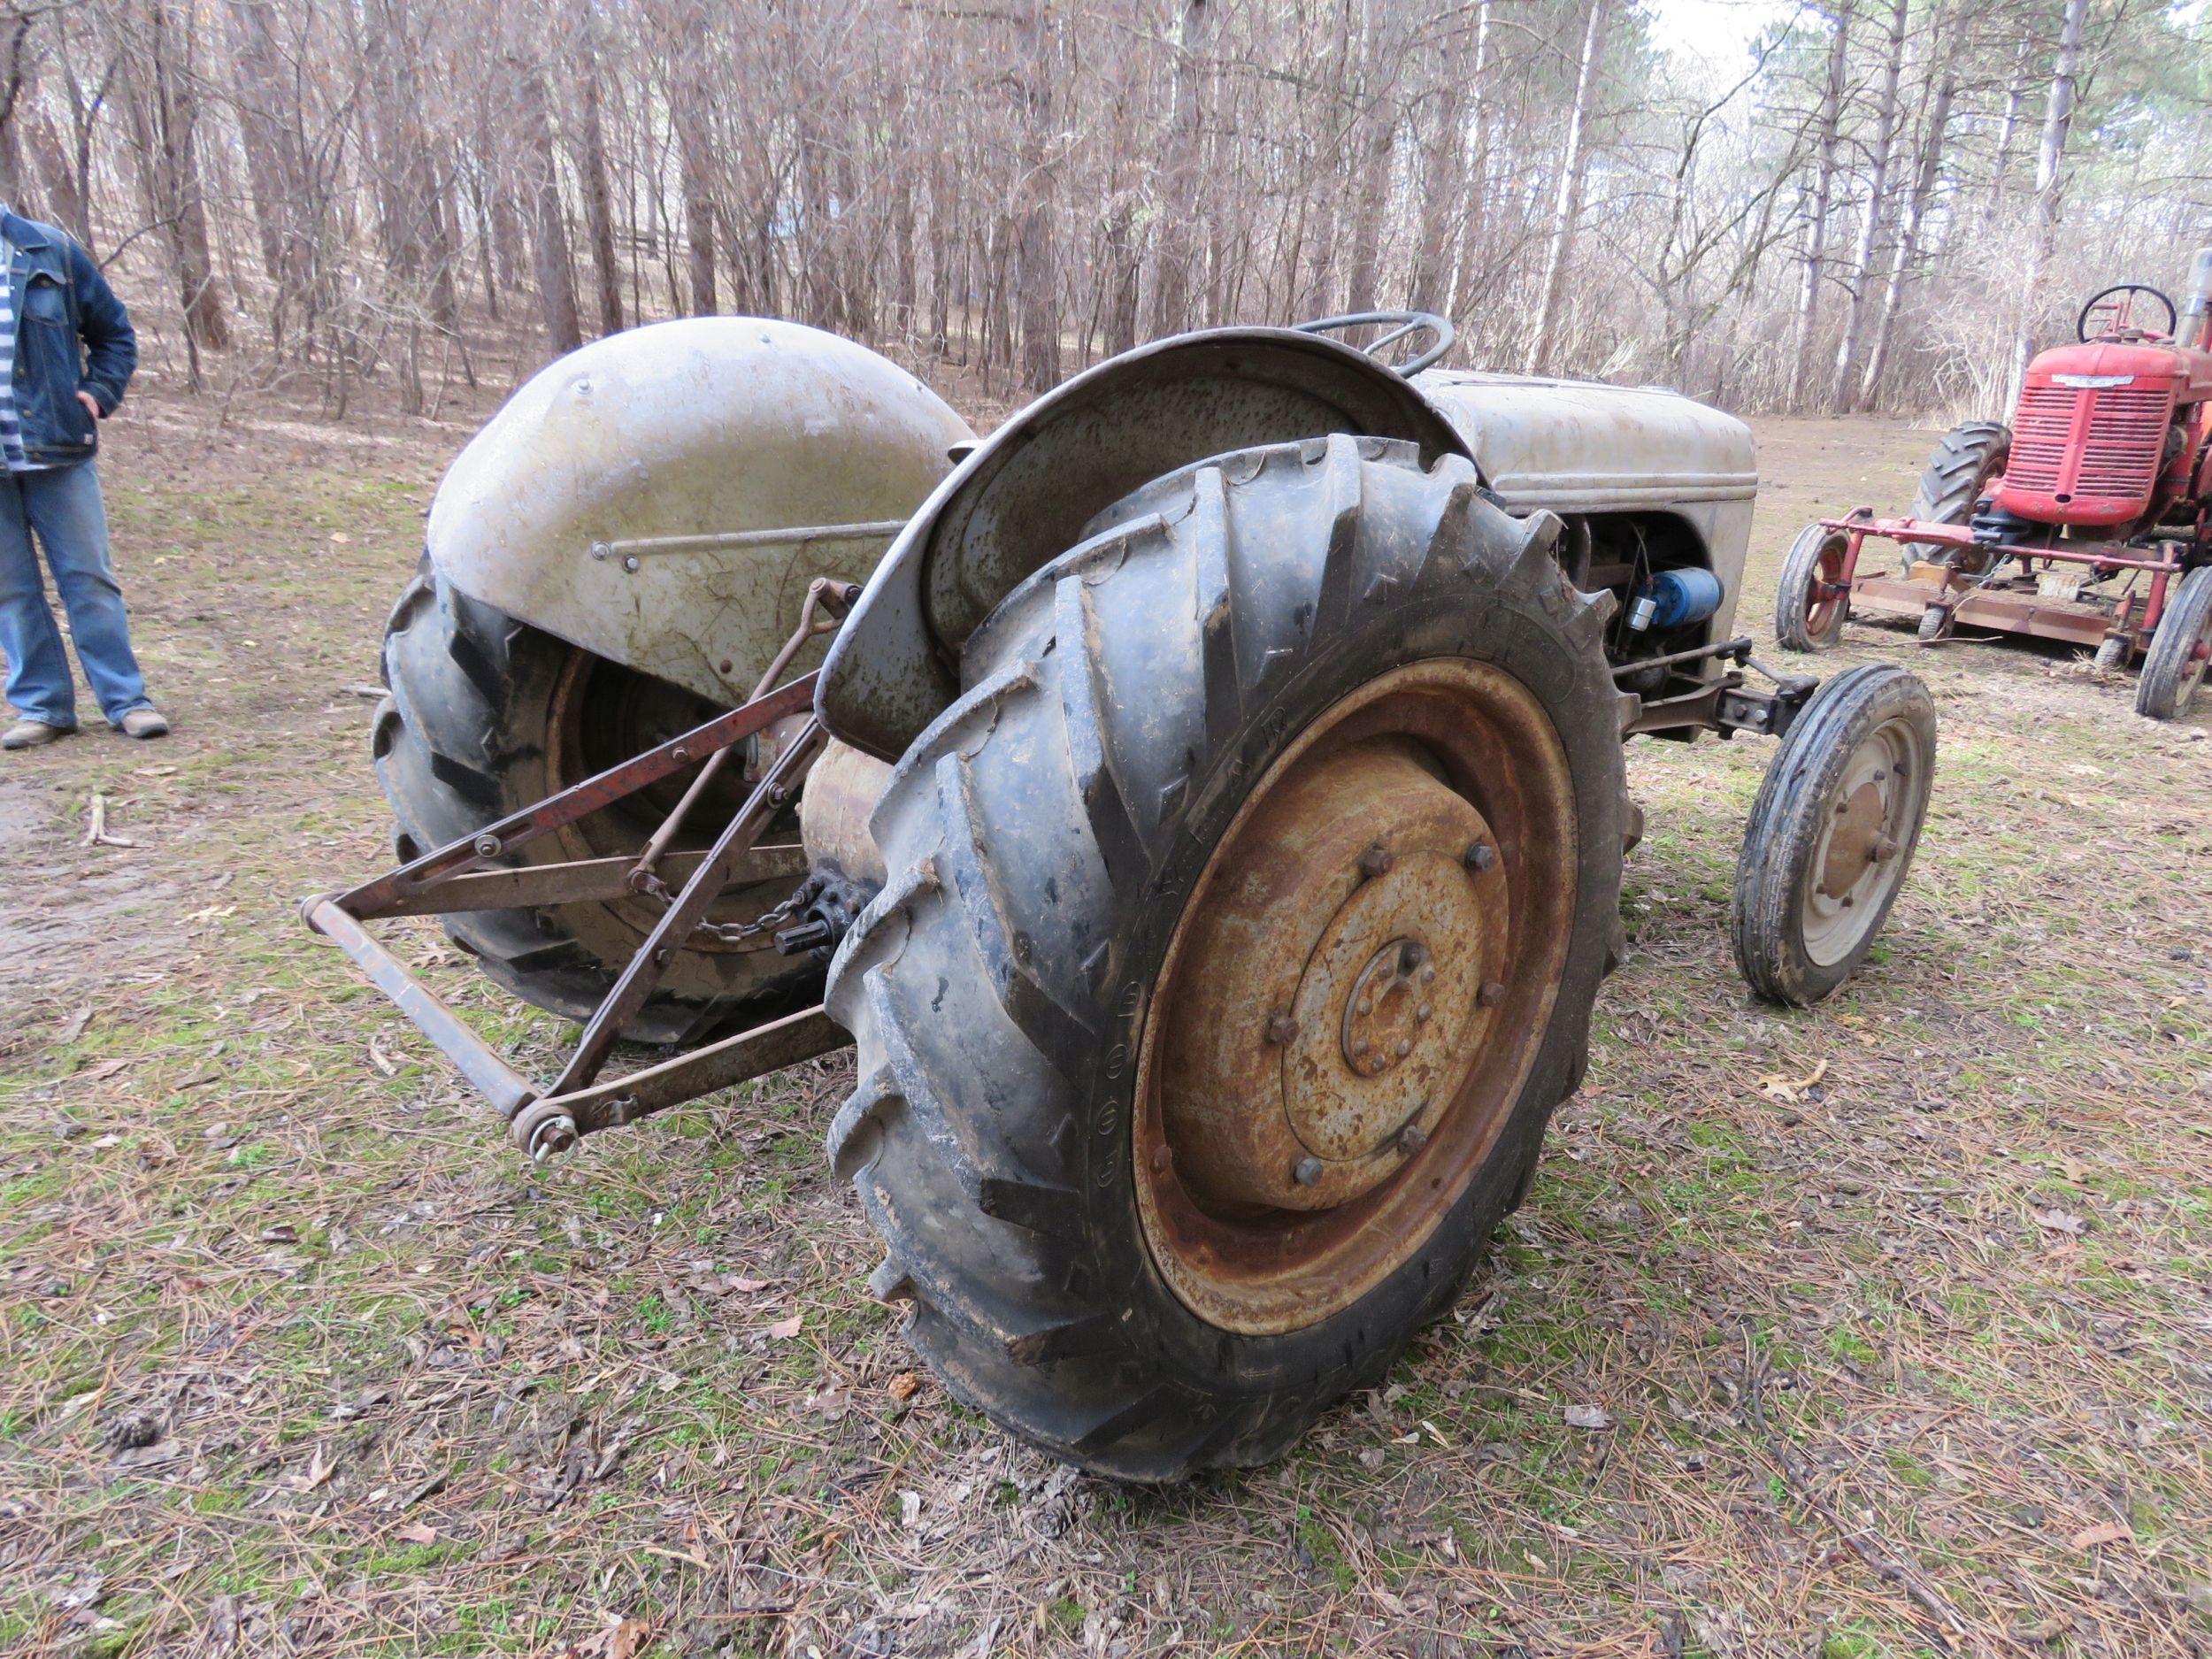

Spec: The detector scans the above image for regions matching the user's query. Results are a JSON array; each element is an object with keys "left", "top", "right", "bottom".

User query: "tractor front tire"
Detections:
[
  {"left": 1732, "top": 664, "right": 1936, "bottom": 1006},
  {"left": 1776, "top": 522, "right": 1852, "bottom": 652},
  {"left": 825, "top": 435, "right": 1626, "bottom": 1479},
  {"left": 2135, "top": 565, "right": 2212, "bottom": 720},
  {"left": 373, "top": 565, "right": 817, "bottom": 1043}
]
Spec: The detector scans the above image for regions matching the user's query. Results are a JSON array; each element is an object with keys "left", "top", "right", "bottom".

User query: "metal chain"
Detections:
[{"left": 626, "top": 869, "right": 816, "bottom": 948}]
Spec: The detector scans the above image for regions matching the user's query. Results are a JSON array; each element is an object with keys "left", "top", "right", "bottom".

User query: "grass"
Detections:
[{"left": 2, "top": 394, "right": 2209, "bottom": 1655}]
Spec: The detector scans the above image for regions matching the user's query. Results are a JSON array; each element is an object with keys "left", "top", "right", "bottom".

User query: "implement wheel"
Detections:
[
  {"left": 825, "top": 436, "right": 1626, "bottom": 1479},
  {"left": 1776, "top": 522, "right": 1853, "bottom": 652},
  {"left": 373, "top": 565, "right": 817, "bottom": 1042},
  {"left": 1732, "top": 664, "right": 1936, "bottom": 1006},
  {"left": 2135, "top": 565, "right": 2212, "bottom": 721}
]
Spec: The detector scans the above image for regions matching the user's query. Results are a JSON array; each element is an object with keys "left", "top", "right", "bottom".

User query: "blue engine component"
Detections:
[{"left": 1630, "top": 566, "right": 1724, "bottom": 633}]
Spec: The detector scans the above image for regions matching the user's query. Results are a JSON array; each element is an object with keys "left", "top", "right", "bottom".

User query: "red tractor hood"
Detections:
[{"left": 2027, "top": 339, "right": 2209, "bottom": 397}]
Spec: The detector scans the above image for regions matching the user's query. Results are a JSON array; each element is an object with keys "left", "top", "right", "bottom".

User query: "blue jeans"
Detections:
[{"left": 0, "top": 459, "right": 149, "bottom": 728}]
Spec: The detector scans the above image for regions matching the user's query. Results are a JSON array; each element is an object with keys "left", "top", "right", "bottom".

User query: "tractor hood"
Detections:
[{"left": 426, "top": 318, "right": 972, "bottom": 705}]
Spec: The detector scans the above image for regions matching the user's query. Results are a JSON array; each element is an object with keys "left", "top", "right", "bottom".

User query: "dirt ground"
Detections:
[{"left": 1, "top": 375, "right": 2208, "bottom": 1659}]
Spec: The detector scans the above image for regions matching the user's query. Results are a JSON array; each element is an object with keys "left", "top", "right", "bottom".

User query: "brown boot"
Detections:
[
  {"left": 118, "top": 707, "right": 170, "bottom": 740},
  {"left": 2, "top": 719, "right": 66, "bottom": 749}
]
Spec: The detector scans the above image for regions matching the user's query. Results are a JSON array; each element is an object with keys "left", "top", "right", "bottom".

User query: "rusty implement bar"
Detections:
[
  {"left": 1849, "top": 577, "right": 2117, "bottom": 648},
  {"left": 543, "top": 718, "right": 829, "bottom": 1098},
  {"left": 334, "top": 672, "right": 818, "bottom": 919},
  {"left": 304, "top": 899, "right": 539, "bottom": 1120},
  {"left": 510, "top": 1006, "right": 851, "bottom": 1158},
  {"left": 365, "top": 845, "right": 807, "bottom": 918}
]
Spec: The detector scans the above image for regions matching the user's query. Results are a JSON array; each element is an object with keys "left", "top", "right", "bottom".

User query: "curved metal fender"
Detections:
[
  {"left": 428, "top": 318, "right": 973, "bottom": 705},
  {"left": 816, "top": 326, "right": 1470, "bottom": 762}
]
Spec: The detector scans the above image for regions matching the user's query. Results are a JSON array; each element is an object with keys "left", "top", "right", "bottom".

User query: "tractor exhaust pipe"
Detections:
[{"left": 2182, "top": 246, "right": 2212, "bottom": 349}]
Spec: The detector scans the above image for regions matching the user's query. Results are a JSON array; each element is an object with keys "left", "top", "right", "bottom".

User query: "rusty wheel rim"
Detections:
[
  {"left": 1806, "top": 532, "right": 1850, "bottom": 640},
  {"left": 545, "top": 648, "right": 795, "bottom": 949},
  {"left": 1133, "top": 659, "right": 1579, "bottom": 1337},
  {"left": 1800, "top": 713, "right": 1929, "bottom": 968}
]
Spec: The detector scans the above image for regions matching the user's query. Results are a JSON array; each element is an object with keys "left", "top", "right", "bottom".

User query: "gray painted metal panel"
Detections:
[{"left": 428, "top": 318, "right": 972, "bottom": 705}]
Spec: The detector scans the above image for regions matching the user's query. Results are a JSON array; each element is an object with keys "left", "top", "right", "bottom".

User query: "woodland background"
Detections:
[{"left": 2, "top": 0, "right": 2208, "bottom": 424}]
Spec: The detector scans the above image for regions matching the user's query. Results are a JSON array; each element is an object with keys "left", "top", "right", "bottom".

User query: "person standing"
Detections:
[{"left": 0, "top": 204, "right": 166, "bottom": 749}]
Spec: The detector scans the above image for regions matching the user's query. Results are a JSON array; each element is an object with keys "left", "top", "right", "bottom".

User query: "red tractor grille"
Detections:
[{"left": 1999, "top": 382, "right": 2176, "bottom": 524}]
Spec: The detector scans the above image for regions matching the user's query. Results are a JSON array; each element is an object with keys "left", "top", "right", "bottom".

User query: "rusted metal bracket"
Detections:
[{"left": 304, "top": 582, "right": 862, "bottom": 1162}]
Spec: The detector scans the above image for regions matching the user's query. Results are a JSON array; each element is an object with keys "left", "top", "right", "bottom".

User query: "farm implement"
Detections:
[{"left": 1778, "top": 251, "right": 2212, "bottom": 721}]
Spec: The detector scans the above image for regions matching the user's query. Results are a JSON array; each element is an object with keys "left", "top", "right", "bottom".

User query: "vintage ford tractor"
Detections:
[
  {"left": 1778, "top": 250, "right": 2212, "bottom": 721},
  {"left": 306, "top": 311, "right": 1937, "bottom": 1479}
]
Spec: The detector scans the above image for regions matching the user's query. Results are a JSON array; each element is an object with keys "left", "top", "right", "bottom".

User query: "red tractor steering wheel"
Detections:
[{"left": 2076, "top": 283, "right": 2177, "bottom": 342}]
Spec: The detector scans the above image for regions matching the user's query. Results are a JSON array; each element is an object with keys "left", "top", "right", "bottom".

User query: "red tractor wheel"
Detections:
[
  {"left": 1775, "top": 522, "right": 1852, "bottom": 652},
  {"left": 2136, "top": 566, "right": 2212, "bottom": 721}
]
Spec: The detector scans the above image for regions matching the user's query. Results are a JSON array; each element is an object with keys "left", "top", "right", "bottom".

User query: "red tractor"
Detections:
[{"left": 1777, "top": 249, "right": 2212, "bottom": 720}]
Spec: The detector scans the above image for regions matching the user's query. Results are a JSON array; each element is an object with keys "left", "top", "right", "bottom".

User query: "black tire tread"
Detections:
[
  {"left": 1909, "top": 420, "right": 2009, "bottom": 525},
  {"left": 373, "top": 565, "right": 806, "bottom": 1043},
  {"left": 826, "top": 434, "right": 1624, "bottom": 1479},
  {"left": 1732, "top": 663, "right": 1937, "bottom": 1006}
]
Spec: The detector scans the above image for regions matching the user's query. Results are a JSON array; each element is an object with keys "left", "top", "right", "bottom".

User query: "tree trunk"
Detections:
[
  {"left": 1857, "top": 53, "right": 1955, "bottom": 411},
  {"left": 2008, "top": 0, "right": 2090, "bottom": 405},
  {"left": 1525, "top": 0, "right": 1612, "bottom": 374},
  {"left": 668, "top": 16, "right": 717, "bottom": 316},
  {"left": 1011, "top": 0, "right": 1059, "bottom": 393},
  {"left": 1787, "top": 4, "right": 1847, "bottom": 411},
  {"left": 118, "top": 1, "right": 229, "bottom": 365},
  {"left": 1826, "top": 0, "right": 1906, "bottom": 411},
  {"left": 572, "top": 0, "right": 624, "bottom": 335},
  {"left": 1448, "top": 0, "right": 1493, "bottom": 325},
  {"left": 1409, "top": 33, "right": 1466, "bottom": 315},
  {"left": 1148, "top": 0, "right": 1211, "bottom": 338},
  {"left": 513, "top": 55, "right": 581, "bottom": 355},
  {"left": 1341, "top": 0, "right": 1407, "bottom": 315}
]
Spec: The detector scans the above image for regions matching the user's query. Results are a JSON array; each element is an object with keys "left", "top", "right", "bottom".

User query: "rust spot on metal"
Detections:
[{"left": 1131, "top": 659, "right": 1580, "bottom": 1337}]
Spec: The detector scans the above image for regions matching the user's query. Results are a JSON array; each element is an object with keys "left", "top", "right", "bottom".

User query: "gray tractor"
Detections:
[{"left": 308, "top": 311, "right": 1935, "bottom": 1479}]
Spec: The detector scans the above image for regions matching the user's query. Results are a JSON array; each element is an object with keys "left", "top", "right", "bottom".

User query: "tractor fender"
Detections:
[
  {"left": 426, "top": 318, "right": 973, "bottom": 706},
  {"left": 817, "top": 327, "right": 1470, "bottom": 762}
]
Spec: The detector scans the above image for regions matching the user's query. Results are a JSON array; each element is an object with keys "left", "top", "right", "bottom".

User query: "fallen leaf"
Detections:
[
  {"left": 899, "top": 1489, "right": 922, "bottom": 1529},
  {"left": 806, "top": 1385, "right": 851, "bottom": 1423},
  {"left": 762, "top": 1312, "right": 803, "bottom": 1341},
  {"left": 2070, "top": 1520, "right": 2132, "bottom": 1550},
  {"left": 1758, "top": 1059, "right": 1828, "bottom": 1102},
  {"left": 57, "top": 1005, "right": 92, "bottom": 1044},
  {"left": 887, "top": 1371, "right": 921, "bottom": 1401},
  {"left": 2036, "top": 1208, "right": 2087, "bottom": 1236},
  {"left": 395, "top": 1522, "right": 437, "bottom": 1547},
  {"left": 1564, "top": 1403, "right": 1615, "bottom": 1431}
]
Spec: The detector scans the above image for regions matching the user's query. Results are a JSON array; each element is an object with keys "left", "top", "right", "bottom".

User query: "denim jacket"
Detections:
[{"left": 3, "top": 210, "right": 136, "bottom": 466}]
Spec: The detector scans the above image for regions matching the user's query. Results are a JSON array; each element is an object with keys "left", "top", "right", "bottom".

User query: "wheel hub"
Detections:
[
  {"left": 1133, "top": 659, "right": 1579, "bottom": 1338},
  {"left": 1155, "top": 741, "right": 1504, "bottom": 1213}
]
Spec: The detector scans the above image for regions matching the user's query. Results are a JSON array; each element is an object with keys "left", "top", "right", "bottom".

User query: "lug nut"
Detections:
[
  {"left": 1419, "top": 964, "right": 1436, "bottom": 985},
  {"left": 1871, "top": 834, "right": 1900, "bottom": 863},
  {"left": 1358, "top": 843, "right": 1394, "bottom": 879},
  {"left": 1464, "top": 840, "right": 1496, "bottom": 872},
  {"left": 1478, "top": 980, "right": 1506, "bottom": 1008},
  {"left": 1294, "top": 1156, "right": 1325, "bottom": 1187},
  {"left": 1416, "top": 1003, "right": 1432, "bottom": 1023},
  {"left": 1396, "top": 1124, "right": 1428, "bottom": 1155},
  {"left": 1349, "top": 1036, "right": 1370, "bottom": 1057},
  {"left": 1399, "top": 942, "right": 1425, "bottom": 974},
  {"left": 1265, "top": 1012, "right": 1300, "bottom": 1045},
  {"left": 1394, "top": 1038, "right": 1412, "bottom": 1057}
]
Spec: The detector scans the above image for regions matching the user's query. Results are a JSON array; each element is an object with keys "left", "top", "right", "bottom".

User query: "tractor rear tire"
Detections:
[
  {"left": 2135, "top": 565, "right": 2212, "bottom": 720},
  {"left": 373, "top": 565, "right": 818, "bottom": 1044},
  {"left": 1910, "top": 421, "right": 2009, "bottom": 525},
  {"left": 824, "top": 435, "right": 1626, "bottom": 1479},
  {"left": 1776, "top": 522, "right": 1851, "bottom": 652},
  {"left": 1732, "top": 664, "right": 1936, "bottom": 1006}
]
